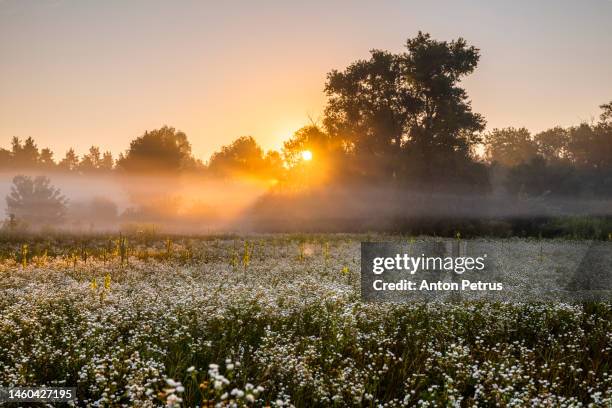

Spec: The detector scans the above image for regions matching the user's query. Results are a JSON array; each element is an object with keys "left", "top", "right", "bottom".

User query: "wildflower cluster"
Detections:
[{"left": 0, "top": 234, "right": 610, "bottom": 407}]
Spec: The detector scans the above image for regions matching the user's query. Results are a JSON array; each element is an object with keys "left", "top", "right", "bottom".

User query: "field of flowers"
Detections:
[{"left": 0, "top": 234, "right": 610, "bottom": 407}]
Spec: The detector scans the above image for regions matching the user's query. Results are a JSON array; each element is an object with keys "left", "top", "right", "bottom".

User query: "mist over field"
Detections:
[
  {"left": 1, "top": 33, "right": 611, "bottom": 238},
  {"left": 243, "top": 187, "right": 612, "bottom": 232},
  {"left": 1, "top": 169, "right": 611, "bottom": 235},
  {"left": 0, "top": 171, "right": 273, "bottom": 232}
]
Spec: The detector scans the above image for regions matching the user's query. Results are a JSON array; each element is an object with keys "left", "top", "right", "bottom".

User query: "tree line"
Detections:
[
  {"left": 2, "top": 32, "right": 611, "bottom": 200},
  {"left": 0, "top": 130, "right": 284, "bottom": 179},
  {"left": 0, "top": 138, "right": 114, "bottom": 173}
]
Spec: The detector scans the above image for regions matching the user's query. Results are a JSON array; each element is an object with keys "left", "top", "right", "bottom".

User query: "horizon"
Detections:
[{"left": 1, "top": 0, "right": 611, "bottom": 160}]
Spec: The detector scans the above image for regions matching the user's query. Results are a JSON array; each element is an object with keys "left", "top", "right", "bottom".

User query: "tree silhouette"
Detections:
[
  {"left": 485, "top": 127, "right": 538, "bottom": 167},
  {"left": 79, "top": 146, "right": 103, "bottom": 172},
  {"left": 59, "top": 148, "right": 80, "bottom": 171},
  {"left": 566, "top": 121, "right": 612, "bottom": 170},
  {"left": 39, "top": 148, "right": 56, "bottom": 169},
  {"left": 323, "top": 32, "right": 485, "bottom": 184},
  {"left": 0, "top": 149, "right": 10, "bottom": 170},
  {"left": 534, "top": 127, "right": 569, "bottom": 163},
  {"left": 100, "top": 151, "right": 114, "bottom": 171},
  {"left": 117, "top": 126, "right": 199, "bottom": 173},
  {"left": 208, "top": 136, "right": 284, "bottom": 180},
  {"left": 282, "top": 125, "right": 337, "bottom": 167},
  {"left": 599, "top": 101, "right": 612, "bottom": 125},
  {"left": 6, "top": 175, "right": 68, "bottom": 225},
  {"left": 11, "top": 137, "right": 40, "bottom": 168}
]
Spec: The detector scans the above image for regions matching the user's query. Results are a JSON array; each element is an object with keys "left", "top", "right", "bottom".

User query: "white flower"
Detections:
[{"left": 166, "top": 394, "right": 182, "bottom": 407}]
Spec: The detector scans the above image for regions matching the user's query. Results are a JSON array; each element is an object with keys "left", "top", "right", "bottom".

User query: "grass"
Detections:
[{"left": 0, "top": 234, "right": 610, "bottom": 407}]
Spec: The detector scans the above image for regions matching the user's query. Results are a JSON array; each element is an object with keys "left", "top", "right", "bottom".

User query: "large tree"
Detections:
[{"left": 323, "top": 32, "right": 485, "bottom": 184}]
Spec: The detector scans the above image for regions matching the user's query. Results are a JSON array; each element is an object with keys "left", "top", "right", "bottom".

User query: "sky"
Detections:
[{"left": 1, "top": 0, "right": 611, "bottom": 162}]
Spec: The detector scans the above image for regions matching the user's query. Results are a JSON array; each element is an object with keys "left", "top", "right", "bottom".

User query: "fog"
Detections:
[
  {"left": 240, "top": 185, "right": 612, "bottom": 233},
  {"left": 1, "top": 170, "right": 611, "bottom": 235},
  {"left": 0, "top": 172, "right": 270, "bottom": 233}
]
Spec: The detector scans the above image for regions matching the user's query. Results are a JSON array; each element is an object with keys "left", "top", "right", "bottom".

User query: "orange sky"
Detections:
[{"left": 1, "top": 1, "right": 611, "bottom": 162}]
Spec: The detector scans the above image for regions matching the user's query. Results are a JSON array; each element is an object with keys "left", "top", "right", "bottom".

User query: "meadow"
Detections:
[{"left": 0, "top": 233, "right": 610, "bottom": 407}]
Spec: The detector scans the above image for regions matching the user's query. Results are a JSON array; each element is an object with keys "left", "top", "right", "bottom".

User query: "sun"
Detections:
[{"left": 301, "top": 150, "right": 313, "bottom": 161}]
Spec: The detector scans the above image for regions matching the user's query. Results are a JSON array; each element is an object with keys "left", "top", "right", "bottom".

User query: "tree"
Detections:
[
  {"left": 570, "top": 125, "right": 612, "bottom": 170},
  {"left": 10, "top": 137, "right": 40, "bottom": 168},
  {"left": 39, "top": 148, "right": 56, "bottom": 169},
  {"left": 565, "top": 123, "right": 612, "bottom": 169},
  {"left": 0, "top": 149, "right": 10, "bottom": 170},
  {"left": 282, "top": 125, "right": 337, "bottom": 167},
  {"left": 117, "top": 126, "right": 199, "bottom": 173},
  {"left": 484, "top": 127, "right": 538, "bottom": 167},
  {"left": 596, "top": 106, "right": 612, "bottom": 169},
  {"left": 59, "top": 148, "right": 80, "bottom": 171},
  {"left": 589, "top": 101, "right": 612, "bottom": 169},
  {"left": 323, "top": 32, "right": 485, "bottom": 183},
  {"left": 599, "top": 101, "right": 612, "bottom": 125},
  {"left": 207, "top": 136, "right": 284, "bottom": 180},
  {"left": 562, "top": 103, "right": 612, "bottom": 170},
  {"left": 280, "top": 125, "right": 350, "bottom": 187},
  {"left": 100, "top": 151, "right": 114, "bottom": 171},
  {"left": 534, "top": 127, "right": 569, "bottom": 163},
  {"left": 79, "top": 146, "right": 102, "bottom": 172},
  {"left": 6, "top": 175, "right": 68, "bottom": 225}
]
